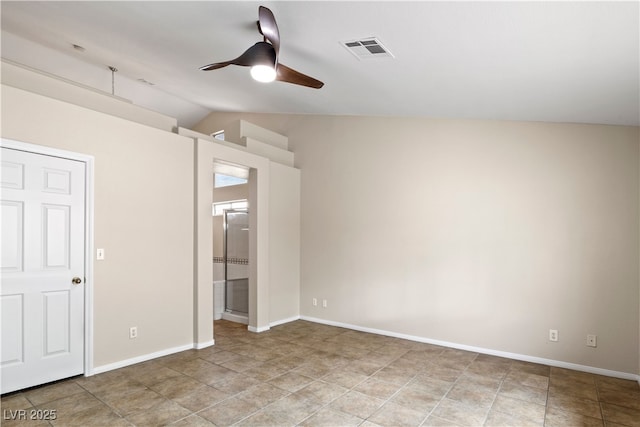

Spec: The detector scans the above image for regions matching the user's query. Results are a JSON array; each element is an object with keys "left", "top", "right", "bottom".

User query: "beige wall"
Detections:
[
  {"left": 196, "top": 112, "right": 640, "bottom": 375},
  {"left": 269, "top": 162, "right": 301, "bottom": 322},
  {"left": 1, "top": 85, "right": 195, "bottom": 368}
]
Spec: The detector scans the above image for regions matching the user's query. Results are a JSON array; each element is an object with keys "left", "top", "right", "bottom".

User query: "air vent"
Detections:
[{"left": 341, "top": 37, "right": 394, "bottom": 60}]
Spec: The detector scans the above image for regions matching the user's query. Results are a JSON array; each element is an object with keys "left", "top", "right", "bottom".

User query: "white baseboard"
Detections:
[
  {"left": 91, "top": 343, "right": 194, "bottom": 375},
  {"left": 194, "top": 340, "right": 215, "bottom": 349},
  {"left": 300, "top": 315, "right": 640, "bottom": 382},
  {"left": 248, "top": 315, "right": 301, "bottom": 332},
  {"left": 270, "top": 315, "right": 300, "bottom": 327}
]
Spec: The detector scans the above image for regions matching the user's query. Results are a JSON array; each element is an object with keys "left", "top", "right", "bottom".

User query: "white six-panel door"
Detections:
[{"left": 1, "top": 147, "right": 86, "bottom": 394}]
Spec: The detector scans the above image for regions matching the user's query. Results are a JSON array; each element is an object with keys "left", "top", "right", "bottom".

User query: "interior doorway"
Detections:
[{"left": 212, "top": 162, "right": 252, "bottom": 330}]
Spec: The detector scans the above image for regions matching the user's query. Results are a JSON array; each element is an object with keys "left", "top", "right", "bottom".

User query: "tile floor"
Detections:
[{"left": 2, "top": 319, "right": 639, "bottom": 426}]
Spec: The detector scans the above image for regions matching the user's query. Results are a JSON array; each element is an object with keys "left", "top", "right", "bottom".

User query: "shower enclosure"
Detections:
[{"left": 223, "top": 209, "right": 249, "bottom": 322}]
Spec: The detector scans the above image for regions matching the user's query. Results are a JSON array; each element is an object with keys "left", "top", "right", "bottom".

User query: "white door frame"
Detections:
[{"left": 0, "top": 138, "right": 95, "bottom": 377}]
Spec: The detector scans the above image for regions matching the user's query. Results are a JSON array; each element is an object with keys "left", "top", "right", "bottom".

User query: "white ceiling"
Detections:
[{"left": 1, "top": 1, "right": 638, "bottom": 128}]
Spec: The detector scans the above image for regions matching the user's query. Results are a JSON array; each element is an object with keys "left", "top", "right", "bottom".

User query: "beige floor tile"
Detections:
[
  {"left": 242, "top": 361, "right": 290, "bottom": 381},
  {"left": 464, "top": 360, "right": 510, "bottom": 380},
  {"left": 353, "top": 377, "right": 402, "bottom": 400},
  {"left": 422, "top": 415, "right": 464, "bottom": 426},
  {"left": 100, "top": 387, "right": 166, "bottom": 416},
  {"left": 498, "top": 379, "right": 548, "bottom": 406},
  {"left": 267, "top": 372, "right": 315, "bottom": 392},
  {"left": 548, "top": 381, "right": 598, "bottom": 402},
  {"left": 368, "top": 401, "right": 427, "bottom": 427},
  {"left": 170, "top": 414, "right": 214, "bottom": 426},
  {"left": 430, "top": 398, "right": 490, "bottom": 426},
  {"left": 371, "top": 366, "right": 416, "bottom": 386},
  {"left": 171, "top": 385, "right": 231, "bottom": 412},
  {"left": 52, "top": 404, "right": 130, "bottom": 426},
  {"left": 294, "top": 381, "right": 349, "bottom": 405},
  {"left": 39, "top": 391, "right": 105, "bottom": 418},
  {"left": 547, "top": 391, "right": 602, "bottom": 419},
  {"left": 234, "top": 408, "right": 295, "bottom": 427},
  {"left": 410, "top": 374, "right": 455, "bottom": 398},
  {"left": 544, "top": 406, "right": 604, "bottom": 427},
  {"left": 210, "top": 372, "right": 263, "bottom": 395},
  {"left": 236, "top": 382, "right": 289, "bottom": 407},
  {"left": 484, "top": 409, "right": 544, "bottom": 427},
  {"left": 329, "top": 390, "right": 385, "bottom": 419},
  {"left": 74, "top": 372, "right": 137, "bottom": 395},
  {"left": 1, "top": 393, "right": 34, "bottom": 411},
  {"left": 197, "top": 396, "right": 261, "bottom": 425},
  {"left": 198, "top": 349, "right": 240, "bottom": 365},
  {"left": 597, "top": 386, "right": 640, "bottom": 411},
  {"left": 220, "top": 355, "right": 262, "bottom": 373},
  {"left": 344, "top": 359, "right": 386, "bottom": 376},
  {"left": 298, "top": 407, "right": 363, "bottom": 427},
  {"left": 422, "top": 364, "right": 464, "bottom": 382},
  {"left": 293, "top": 362, "right": 335, "bottom": 379},
  {"left": 504, "top": 369, "right": 549, "bottom": 389},
  {"left": 24, "top": 380, "right": 86, "bottom": 406},
  {"left": 509, "top": 361, "right": 550, "bottom": 377},
  {"left": 190, "top": 363, "right": 239, "bottom": 386},
  {"left": 601, "top": 402, "right": 640, "bottom": 427},
  {"left": 321, "top": 368, "right": 369, "bottom": 388},
  {"left": 490, "top": 394, "right": 546, "bottom": 424},
  {"left": 390, "top": 383, "right": 441, "bottom": 413},
  {"left": 124, "top": 399, "right": 191, "bottom": 426},
  {"left": 149, "top": 375, "right": 208, "bottom": 400},
  {"left": 445, "top": 382, "right": 496, "bottom": 410},
  {"left": 127, "top": 366, "right": 183, "bottom": 387},
  {"left": 596, "top": 375, "right": 640, "bottom": 393},
  {"left": 260, "top": 394, "right": 323, "bottom": 424}
]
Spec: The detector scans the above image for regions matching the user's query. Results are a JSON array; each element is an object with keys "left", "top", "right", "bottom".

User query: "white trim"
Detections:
[
  {"left": 270, "top": 315, "right": 300, "bottom": 328},
  {"left": 0, "top": 138, "right": 96, "bottom": 377},
  {"left": 92, "top": 344, "right": 194, "bottom": 375},
  {"left": 300, "top": 316, "right": 640, "bottom": 382},
  {"left": 248, "top": 325, "right": 270, "bottom": 333},
  {"left": 194, "top": 340, "right": 215, "bottom": 350}
]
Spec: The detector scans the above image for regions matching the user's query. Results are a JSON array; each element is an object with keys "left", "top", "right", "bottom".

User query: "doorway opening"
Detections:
[{"left": 212, "top": 163, "right": 251, "bottom": 328}]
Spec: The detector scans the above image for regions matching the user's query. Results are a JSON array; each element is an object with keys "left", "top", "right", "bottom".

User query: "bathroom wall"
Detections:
[{"left": 213, "top": 183, "right": 248, "bottom": 281}]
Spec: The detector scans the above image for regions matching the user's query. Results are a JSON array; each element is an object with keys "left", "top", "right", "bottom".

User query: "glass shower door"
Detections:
[{"left": 224, "top": 209, "right": 249, "bottom": 315}]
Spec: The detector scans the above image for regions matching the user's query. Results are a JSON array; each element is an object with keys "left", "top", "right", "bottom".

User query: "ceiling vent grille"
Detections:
[{"left": 342, "top": 37, "right": 394, "bottom": 60}]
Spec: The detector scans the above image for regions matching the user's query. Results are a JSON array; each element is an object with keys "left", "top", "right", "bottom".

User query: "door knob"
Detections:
[{"left": 72, "top": 277, "right": 83, "bottom": 285}]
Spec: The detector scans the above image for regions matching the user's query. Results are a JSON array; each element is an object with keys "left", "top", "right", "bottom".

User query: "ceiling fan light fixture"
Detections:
[{"left": 250, "top": 64, "right": 276, "bottom": 83}]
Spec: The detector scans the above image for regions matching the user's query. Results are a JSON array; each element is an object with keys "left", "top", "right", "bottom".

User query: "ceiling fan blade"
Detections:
[
  {"left": 199, "top": 61, "right": 233, "bottom": 71},
  {"left": 200, "top": 42, "right": 275, "bottom": 71},
  {"left": 276, "top": 63, "right": 324, "bottom": 89},
  {"left": 258, "top": 6, "right": 280, "bottom": 60}
]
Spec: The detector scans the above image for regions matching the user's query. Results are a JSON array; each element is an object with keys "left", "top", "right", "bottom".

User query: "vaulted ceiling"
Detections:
[{"left": 2, "top": 1, "right": 638, "bottom": 128}]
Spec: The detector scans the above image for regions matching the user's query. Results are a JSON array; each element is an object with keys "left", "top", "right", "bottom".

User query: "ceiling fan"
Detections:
[{"left": 200, "top": 6, "right": 324, "bottom": 89}]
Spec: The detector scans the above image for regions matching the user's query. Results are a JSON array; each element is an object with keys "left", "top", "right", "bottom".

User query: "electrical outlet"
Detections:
[
  {"left": 587, "top": 334, "right": 597, "bottom": 347},
  {"left": 312, "top": 298, "right": 317, "bottom": 306},
  {"left": 129, "top": 327, "right": 137, "bottom": 339},
  {"left": 322, "top": 299, "right": 327, "bottom": 308},
  {"left": 549, "top": 329, "right": 558, "bottom": 342}
]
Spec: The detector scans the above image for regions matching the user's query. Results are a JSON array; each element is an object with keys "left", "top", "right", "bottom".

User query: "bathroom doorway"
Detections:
[
  {"left": 212, "top": 166, "right": 250, "bottom": 327},
  {"left": 222, "top": 209, "right": 249, "bottom": 323}
]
